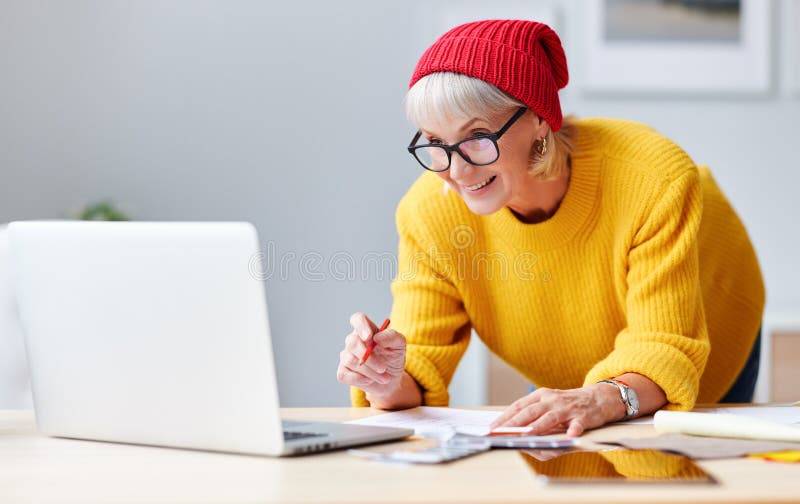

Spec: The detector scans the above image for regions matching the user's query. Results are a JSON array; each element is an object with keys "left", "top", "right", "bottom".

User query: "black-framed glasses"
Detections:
[{"left": 407, "top": 106, "right": 528, "bottom": 172}]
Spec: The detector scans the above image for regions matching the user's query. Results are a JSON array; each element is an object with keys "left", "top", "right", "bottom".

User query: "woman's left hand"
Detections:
[{"left": 489, "top": 383, "right": 627, "bottom": 437}]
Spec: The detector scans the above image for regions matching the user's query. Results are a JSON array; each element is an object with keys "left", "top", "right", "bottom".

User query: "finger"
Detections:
[
  {"left": 566, "top": 417, "right": 586, "bottom": 437},
  {"left": 368, "top": 353, "right": 401, "bottom": 376},
  {"left": 372, "top": 329, "right": 406, "bottom": 350},
  {"left": 343, "top": 363, "right": 387, "bottom": 387},
  {"left": 504, "top": 402, "right": 548, "bottom": 427},
  {"left": 347, "top": 332, "right": 392, "bottom": 374},
  {"left": 356, "top": 343, "right": 390, "bottom": 373},
  {"left": 339, "top": 351, "right": 392, "bottom": 384},
  {"left": 336, "top": 365, "right": 374, "bottom": 389},
  {"left": 344, "top": 332, "right": 368, "bottom": 357},
  {"left": 491, "top": 406, "right": 521, "bottom": 429},
  {"left": 525, "top": 410, "right": 564, "bottom": 435},
  {"left": 349, "top": 312, "right": 378, "bottom": 341},
  {"left": 365, "top": 330, "right": 405, "bottom": 374},
  {"left": 490, "top": 393, "right": 542, "bottom": 428},
  {"left": 360, "top": 350, "right": 388, "bottom": 373},
  {"left": 493, "top": 388, "right": 554, "bottom": 426}
]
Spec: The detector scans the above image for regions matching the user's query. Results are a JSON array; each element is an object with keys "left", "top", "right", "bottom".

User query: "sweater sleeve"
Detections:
[
  {"left": 350, "top": 200, "right": 471, "bottom": 407},
  {"left": 583, "top": 168, "right": 710, "bottom": 411}
]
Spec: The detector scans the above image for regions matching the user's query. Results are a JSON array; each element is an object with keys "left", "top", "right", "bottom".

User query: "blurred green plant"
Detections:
[{"left": 76, "top": 201, "right": 131, "bottom": 221}]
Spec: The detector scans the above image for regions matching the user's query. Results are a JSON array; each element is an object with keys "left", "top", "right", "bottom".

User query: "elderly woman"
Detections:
[{"left": 336, "top": 19, "right": 764, "bottom": 436}]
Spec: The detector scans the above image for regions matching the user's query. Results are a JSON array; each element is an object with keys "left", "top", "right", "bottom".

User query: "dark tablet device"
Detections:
[{"left": 521, "top": 449, "right": 717, "bottom": 485}]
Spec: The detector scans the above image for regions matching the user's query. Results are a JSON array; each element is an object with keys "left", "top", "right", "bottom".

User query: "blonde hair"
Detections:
[{"left": 404, "top": 72, "right": 575, "bottom": 180}]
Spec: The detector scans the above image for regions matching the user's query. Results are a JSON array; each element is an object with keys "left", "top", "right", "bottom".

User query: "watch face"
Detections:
[
  {"left": 599, "top": 379, "right": 639, "bottom": 417},
  {"left": 626, "top": 386, "right": 640, "bottom": 413}
]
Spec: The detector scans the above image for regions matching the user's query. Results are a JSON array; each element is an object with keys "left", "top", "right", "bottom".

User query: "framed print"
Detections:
[
  {"left": 583, "top": 0, "right": 771, "bottom": 95},
  {"left": 789, "top": 0, "right": 800, "bottom": 95}
]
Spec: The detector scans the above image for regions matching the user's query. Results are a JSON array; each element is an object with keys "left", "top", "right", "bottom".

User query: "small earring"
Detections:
[{"left": 536, "top": 136, "right": 548, "bottom": 156}]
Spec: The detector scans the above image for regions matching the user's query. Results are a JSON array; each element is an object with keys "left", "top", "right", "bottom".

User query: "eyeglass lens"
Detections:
[{"left": 415, "top": 137, "right": 498, "bottom": 171}]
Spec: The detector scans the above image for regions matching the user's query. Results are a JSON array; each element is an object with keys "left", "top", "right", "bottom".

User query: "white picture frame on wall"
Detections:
[
  {"left": 583, "top": 0, "right": 771, "bottom": 95},
  {"left": 790, "top": 0, "right": 800, "bottom": 96}
]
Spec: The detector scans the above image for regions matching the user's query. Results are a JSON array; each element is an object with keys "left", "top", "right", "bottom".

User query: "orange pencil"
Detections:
[{"left": 361, "top": 318, "right": 390, "bottom": 365}]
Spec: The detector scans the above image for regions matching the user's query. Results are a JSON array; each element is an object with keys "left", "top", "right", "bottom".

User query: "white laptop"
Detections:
[{"left": 8, "top": 221, "right": 412, "bottom": 456}]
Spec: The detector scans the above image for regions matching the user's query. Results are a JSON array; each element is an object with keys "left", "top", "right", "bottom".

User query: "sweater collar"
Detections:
[{"left": 484, "top": 124, "right": 602, "bottom": 251}]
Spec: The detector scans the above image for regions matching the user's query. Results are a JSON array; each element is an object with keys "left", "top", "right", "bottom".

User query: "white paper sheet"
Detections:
[
  {"left": 619, "top": 405, "right": 800, "bottom": 427},
  {"left": 346, "top": 406, "right": 503, "bottom": 436},
  {"left": 618, "top": 415, "right": 654, "bottom": 425},
  {"left": 654, "top": 410, "right": 800, "bottom": 442},
  {"left": 696, "top": 405, "right": 800, "bottom": 426}
]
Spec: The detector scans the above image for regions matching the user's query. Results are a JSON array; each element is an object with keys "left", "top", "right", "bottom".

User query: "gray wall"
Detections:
[{"left": 2, "top": 0, "right": 798, "bottom": 406}]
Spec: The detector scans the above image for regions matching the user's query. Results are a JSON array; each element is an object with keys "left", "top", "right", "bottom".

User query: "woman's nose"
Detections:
[{"left": 449, "top": 151, "right": 474, "bottom": 179}]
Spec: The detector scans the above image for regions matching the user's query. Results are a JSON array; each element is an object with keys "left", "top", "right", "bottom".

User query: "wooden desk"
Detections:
[{"left": 1, "top": 408, "right": 798, "bottom": 503}]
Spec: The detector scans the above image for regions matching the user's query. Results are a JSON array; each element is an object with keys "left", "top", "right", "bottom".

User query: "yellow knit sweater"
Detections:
[{"left": 352, "top": 118, "right": 764, "bottom": 410}]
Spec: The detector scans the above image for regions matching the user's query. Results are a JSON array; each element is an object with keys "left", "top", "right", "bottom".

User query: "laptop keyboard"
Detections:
[{"left": 283, "top": 430, "right": 326, "bottom": 441}]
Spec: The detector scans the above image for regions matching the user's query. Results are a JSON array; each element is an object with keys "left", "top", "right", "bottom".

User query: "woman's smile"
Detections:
[{"left": 463, "top": 175, "right": 497, "bottom": 192}]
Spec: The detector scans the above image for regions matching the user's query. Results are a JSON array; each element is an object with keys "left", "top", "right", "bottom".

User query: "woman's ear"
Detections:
[
  {"left": 528, "top": 111, "right": 549, "bottom": 135},
  {"left": 535, "top": 116, "right": 551, "bottom": 139}
]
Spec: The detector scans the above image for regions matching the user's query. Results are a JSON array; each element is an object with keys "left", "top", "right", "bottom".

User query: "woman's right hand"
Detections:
[{"left": 336, "top": 312, "right": 407, "bottom": 400}]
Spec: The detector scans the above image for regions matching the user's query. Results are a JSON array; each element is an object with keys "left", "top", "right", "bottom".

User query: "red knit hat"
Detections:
[{"left": 409, "top": 19, "right": 569, "bottom": 131}]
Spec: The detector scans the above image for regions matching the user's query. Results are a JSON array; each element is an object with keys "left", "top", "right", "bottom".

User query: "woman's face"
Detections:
[{"left": 418, "top": 108, "right": 548, "bottom": 216}]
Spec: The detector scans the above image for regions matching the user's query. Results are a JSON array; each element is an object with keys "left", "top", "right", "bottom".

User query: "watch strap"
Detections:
[{"left": 597, "top": 379, "right": 639, "bottom": 420}]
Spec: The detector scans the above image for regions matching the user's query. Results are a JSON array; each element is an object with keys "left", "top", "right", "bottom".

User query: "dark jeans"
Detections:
[{"left": 719, "top": 327, "right": 761, "bottom": 403}]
